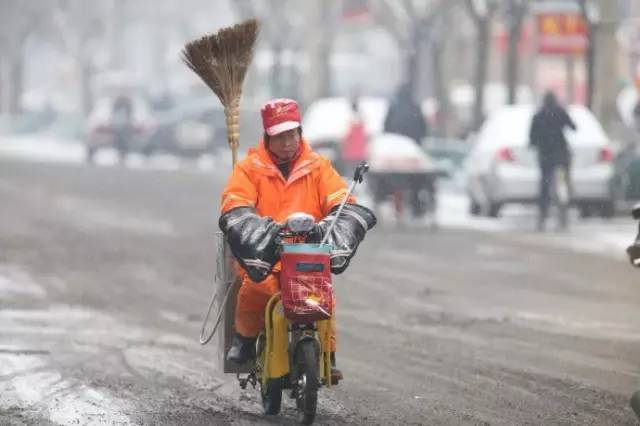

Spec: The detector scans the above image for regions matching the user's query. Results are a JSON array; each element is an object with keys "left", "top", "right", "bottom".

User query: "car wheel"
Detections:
[
  {"left": 599, "top": 200, "right": 615, "bottom": 219},
  {"left": 85, "top": 146, "right": 96, "bottom": 164},
  {"left": 470, "top": 199, "right": 481, "bottom": 216},
  {"left": 488, "top": 203, "right": 501, "bottom": 218},
  {"left": 579, "top": 204, "right": 592, "bottom": 219}
]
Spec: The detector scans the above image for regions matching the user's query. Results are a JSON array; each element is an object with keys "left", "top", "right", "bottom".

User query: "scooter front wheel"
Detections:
[{"left": 295, "top": 340, "right": 319, "bottom": 425}]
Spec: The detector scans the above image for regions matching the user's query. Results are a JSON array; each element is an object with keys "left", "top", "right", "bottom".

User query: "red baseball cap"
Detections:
[{"left": 261, "top": 98, "right": 301, "bottom": 136}]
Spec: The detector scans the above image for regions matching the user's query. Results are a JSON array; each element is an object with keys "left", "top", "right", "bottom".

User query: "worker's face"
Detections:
[{"left": 268, "top": 128, "right": 300, "bottom": 162}]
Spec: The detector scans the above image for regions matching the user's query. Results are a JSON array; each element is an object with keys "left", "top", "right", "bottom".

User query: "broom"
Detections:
[
  {"left": 183, "top": 20, "right": 260, "bottom": 348},
  {"left": 182, "top": 19, "right": 260, "bottom": 166}
]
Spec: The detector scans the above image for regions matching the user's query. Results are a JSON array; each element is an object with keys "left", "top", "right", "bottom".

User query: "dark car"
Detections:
[
  {"left": 145, "top": 97, "right": 262, "bottom": 159},
  {"left": 85, "top": 95, "right": 156, "bottom": 162},
  {"left": 612, "top": 141, "right": 640, "bottom": 209}
]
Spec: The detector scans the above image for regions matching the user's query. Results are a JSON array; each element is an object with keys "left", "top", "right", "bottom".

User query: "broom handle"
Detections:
[{"left": 225, "top": 100, "right": 241, "bottom": 166}]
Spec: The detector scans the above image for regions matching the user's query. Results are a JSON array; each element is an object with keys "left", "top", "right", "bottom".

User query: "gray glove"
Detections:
[
  {"left": 307, "top": 203, "right": 376, "bottom": 274},
  {"left": 219, "top": 207, "right": 282, "bottom": 282}
]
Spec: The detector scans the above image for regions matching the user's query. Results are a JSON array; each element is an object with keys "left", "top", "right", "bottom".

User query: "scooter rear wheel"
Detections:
[{"left": 295, "top": 340, "right": 319, "bottom": 425}]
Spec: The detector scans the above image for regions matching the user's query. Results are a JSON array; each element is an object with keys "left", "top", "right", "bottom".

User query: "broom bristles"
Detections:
[{"left": 182, "top": 19, "right": 259, "bottom": 108}]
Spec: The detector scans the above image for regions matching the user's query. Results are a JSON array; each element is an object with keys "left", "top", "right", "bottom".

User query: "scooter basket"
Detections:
[{"left": 280, "top": 244, "right": 333, "bottom": 322}]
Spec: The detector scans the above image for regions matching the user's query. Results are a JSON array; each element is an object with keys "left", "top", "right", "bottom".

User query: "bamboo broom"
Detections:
[
  {"left": 184, "top": 20, "right": 260, "bottom": 352},
  {"left": 182, "top": 19, "right": 260, "bottom": 166}
]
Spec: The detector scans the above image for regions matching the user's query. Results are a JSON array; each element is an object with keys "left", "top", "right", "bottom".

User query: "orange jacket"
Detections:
[{"left": 221, "top": 139, "right": 354, "bottom": 221}]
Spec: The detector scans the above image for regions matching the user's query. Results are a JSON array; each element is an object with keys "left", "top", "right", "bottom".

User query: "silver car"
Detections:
[{"left": 464, "top": 104, "right": 616, "bottom": 218}]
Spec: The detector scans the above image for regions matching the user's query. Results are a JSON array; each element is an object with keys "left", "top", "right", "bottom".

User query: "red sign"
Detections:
[{"left": 537, "top": 13, "right": 587, "bottom": 54}]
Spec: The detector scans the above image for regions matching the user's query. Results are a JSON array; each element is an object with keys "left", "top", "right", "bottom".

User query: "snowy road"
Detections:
[{"left": 1, "top": 141, "right": 640, "bottom": 425}]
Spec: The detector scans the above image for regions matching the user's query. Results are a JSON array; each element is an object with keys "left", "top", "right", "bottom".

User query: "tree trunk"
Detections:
[
  {"left": 80, "top": 57, "right": 93, "bottom": 116},
  {"left": 270, "top": 44, "right": 283, "bottom": 97},
  {"left": 0, "top": 56, "right": 4, "bottom": 113},
  {"left": 431, "top": 42, "right": 450, "bottom": 137},
  {"left": 593, "top": 0, "right": 619, "bottom": 131},
  {"left": 406, "top": 25, "right": 425, "bottom": 95},
  {"left": 8, "top": 53, "right": 23, "bottom": 114},
  {"left": 584, "top": 26, "right": 596, "bottom": 110},
  {"left": 315, "top": 2, "right": 334, "bottom": 98},
  {"left": 579, "top": 0, "right": 596, "bottom": 110},
  {"left": 473, "top": 21, "right": 490, "bottom": 130},
  {"left": 317, "top": 37, "right": 333, "bottom": 97},
  {"left": 506, "top": 21, "right": 522, "bottom": 105}
]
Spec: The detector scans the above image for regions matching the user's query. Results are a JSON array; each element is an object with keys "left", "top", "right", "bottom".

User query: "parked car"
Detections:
[
  {"left": 146, "top": 96, "right": 263, "bottom": 159},
  {"left": 464, "top": 104, "right": 617, "bottom": 218},
  {"left": 612, "top": 141, "right": 640, "bottom": 207},
  {"left": 423, "top": 137, "right": 469, "bottom": 179},
  {"left": 85, "top": 95, "right": 157, "bottom": 162},
  {"left": 146, "top": 97, "right": 221, "bottom": 158}
]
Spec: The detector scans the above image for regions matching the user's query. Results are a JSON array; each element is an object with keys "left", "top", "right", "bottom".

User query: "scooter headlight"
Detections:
[{"left": 286, "top": 213, "right": 315, "bottom": 233}]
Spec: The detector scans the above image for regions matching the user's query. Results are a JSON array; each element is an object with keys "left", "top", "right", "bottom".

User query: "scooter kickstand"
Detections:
[{"left": 237, "top": 372, "right": 257, "bottom": 390}]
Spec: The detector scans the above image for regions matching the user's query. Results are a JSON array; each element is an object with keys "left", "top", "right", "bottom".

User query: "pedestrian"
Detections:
[
  {"left": 384, "top": 82, "right": 428, "bottom": 146},
  {"left": 383, "top": 83, "right": 430, "bottom": 218},
  {"left": 341, "top": 99, "right": 368, "bottom": 177},
  {"left": 529, "top": 91, "right": 577, "bottom": 231},
  {"left": 111, "top": 94, "right": 134, "bottom": 162}
]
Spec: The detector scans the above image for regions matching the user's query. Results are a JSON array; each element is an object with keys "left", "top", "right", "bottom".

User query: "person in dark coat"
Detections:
[
  {"left": 529, "top": 91, "right": 577, "bottom": 230},
  {"left": 383, "top": 83, "right": 430, "bottom": 219},
  {"left": 111, "top": 94, "right": 134, "bottom": 162},
  {"left": 384, "top": 83, "right": 428, "bottom": 145}
]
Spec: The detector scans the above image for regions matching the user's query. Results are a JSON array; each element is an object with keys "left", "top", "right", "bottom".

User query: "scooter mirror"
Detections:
[
  {"left": 353, "top": 162, "right": 369, "bottom": 184},
  {"left": 286, "top": 212, "right": 315, "bottom": 233},
  {"left": 632, "top": 203, "right": 640, "bottom": 220}
]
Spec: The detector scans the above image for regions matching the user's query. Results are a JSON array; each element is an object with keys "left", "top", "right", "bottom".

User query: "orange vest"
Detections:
[{"left": 221, "top": 139, "right": 354, "bottom": 221}]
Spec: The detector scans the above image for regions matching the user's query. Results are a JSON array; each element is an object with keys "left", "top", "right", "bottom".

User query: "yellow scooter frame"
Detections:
[{"left": 257, "top": 292, "right": 332, "bottom": 390}]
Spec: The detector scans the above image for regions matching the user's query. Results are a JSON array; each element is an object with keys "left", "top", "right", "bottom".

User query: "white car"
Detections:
[{"left": 464, "top": 104, "right": 617, "bottom": 218}]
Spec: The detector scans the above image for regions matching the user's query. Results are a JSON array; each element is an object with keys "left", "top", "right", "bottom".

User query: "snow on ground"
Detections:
[
  {"left": 356, "top": 181, "right": 636, "bottom": 263},
  {"left": 0, "top": 133, "right": 235, "bottom": 173},
  {"left": 439, "top": 191, "right": 635, "bottom": 262}
]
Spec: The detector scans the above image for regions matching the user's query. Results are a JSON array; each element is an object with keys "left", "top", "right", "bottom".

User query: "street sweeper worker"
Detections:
[{"left": 218, "top": 98, "right": 376, "bottom": 376}]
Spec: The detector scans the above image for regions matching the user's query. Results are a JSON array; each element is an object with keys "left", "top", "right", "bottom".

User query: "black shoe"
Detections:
[
  {"left": 330, "top": 352, "right": 343, "bottom": 385},
  {"left": 226, "top": 333, "right": 257, "bottom": 364},
  {"left": 631, "top": 391, "right": 640, "bottom": 420},
  {"left": 330, "top": 367, "right": 343, "bottom": 385}
]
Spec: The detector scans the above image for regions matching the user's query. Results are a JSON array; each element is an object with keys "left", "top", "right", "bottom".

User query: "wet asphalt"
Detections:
[{"left": 0, "top": 158, "right": 639, "bottom": 425}]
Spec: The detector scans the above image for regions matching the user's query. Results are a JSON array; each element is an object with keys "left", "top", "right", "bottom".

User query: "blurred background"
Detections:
[
  {"left": 1, "top": 0, "right": 640, "bottom": 220},
  {"left": 4, "top": 2, "right": 640, "bottom": 424}
]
